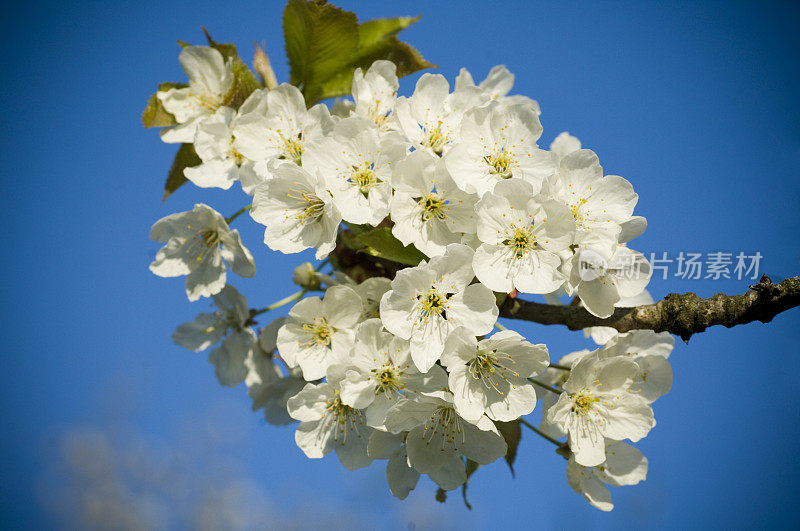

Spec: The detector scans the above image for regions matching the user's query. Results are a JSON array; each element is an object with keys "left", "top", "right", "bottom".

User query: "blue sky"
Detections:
[{"left": 2, "top": 0, "right": 799, "bottom": 528}]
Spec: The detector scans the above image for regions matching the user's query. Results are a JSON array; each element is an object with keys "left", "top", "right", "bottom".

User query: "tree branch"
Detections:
[{"left": 499, "top": 275, "right": 800, "bottom": 342}]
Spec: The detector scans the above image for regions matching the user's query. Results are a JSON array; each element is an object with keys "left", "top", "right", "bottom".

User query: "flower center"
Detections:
[
  {"left": 278, "top": 131, "right": 304, "bottom": 164},
  {"left": 348, "top": 162, "right": 380, "bottom": 197},
  {"left": 371, "top": 362, "right": 405, "bottom": 395},
  {"left": 570, "top": 198, "right": 588, "bottom": 222},
  {"left": 422, "top": 120, "right": 447, "bottom": 154},
  {"left": 423, "top": 406, "right": 465, "bottom": 450},
  {"left": 468, "top": 348, "right": 520, "bottom": 394},
  {"left": 324, "top": 390, "right": 366, "bottom": 445},
  {"left": 417, "top": 193, "right": 448, "bottom": 222},
  {"left": 185, "top": 228, "right": 220, "bottom": 264},
  {"left": 484, "top": 148, "right": 516, "bottom": 177},
  {"left": 415, "top": 288, "right": 452, "bottom": 322},
  {"left": 287, "top": 186, "right": 325, "bottom": 223},
  {"left": 300, "top": 319, "right": 333, "bottom": 348},
  {"left": 502, "top": 227, "right": 535, "bottom": 258},
  {"left": 571, "top": 392, "right": 600, "bottom": 415}
]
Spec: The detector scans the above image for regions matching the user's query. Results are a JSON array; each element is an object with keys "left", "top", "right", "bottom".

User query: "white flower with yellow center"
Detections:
[
  {"left": 393, "top": 73, "right": 487, "bottom": 156},
  {"left": 303, "top": 116, "right": 407, "bottom": 225},
  {"left": 287, "top": 380, "right": 374, "bottom": 470},
  {"left": 171, "top": 284, "right": 251, "bottom": 352},
  {"left": 441, "top": 327, "right": 549, "bottom": 422},
  {"left": 566, "top": 440, "right": 648, "bottom": 512},
  {"left": 541, "top": 149, "right": 638, "bottom": 245},
  {"left": 390, "top": 150, "right": 478, "bottom": 257},
  {"left": 379, "top": 244, "right": 498, "bottom": 372},
  {"left": 250, "top": 163, "right": 341, "bottom": 259},
  {"left": 454, "top": 64, "right": 541, "bottom": 114},
  {"left": 546, "top": 351, "right": 655, "bottom": 466},
  {"left": 338, "top": 319, "right": 448, "bottom": 428},
  {"left": 444, "top": 101, "right": 554, "bottom": 195},
  {"left": 352, "top": 60, "right": 399, "bottom": 129},
  {"left": 276, "top": 285, "right": 362, "bottom": 381},
  {"left": 158, "top": 45, "right": 235, "bottom": 143},
  {"left": 232, "top": 83, "right": 333, "bottom": 174},
  {"left": 472, "top": 178, "right": 575, "bottom": 294},
  {"left": 184, "top": 90, "right": 268, "bottom": 193},
  {"left": 383, "top": 392, "right": 507, "bottom": 476},
  {"left": 149, "top": 204, "right": 255, "bottom": 301}
]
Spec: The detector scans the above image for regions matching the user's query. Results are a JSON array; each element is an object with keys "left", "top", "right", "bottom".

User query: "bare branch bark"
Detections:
[{"left": 499, "top": 275, "right": 800, "bottom": 342}]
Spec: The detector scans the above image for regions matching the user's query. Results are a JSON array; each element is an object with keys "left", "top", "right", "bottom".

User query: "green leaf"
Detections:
[
  {"left": 495, "top": 419, "right": 522, "bottom": 477},
  {"left": 141, "top": 82, "right": 186, "bottom": 128},
  {"left": 461, "top": 459, "right": 480, "bottom": 510},
  {"left": 163, "top": 143, "right": 201, "bottom": 202},
  {"left": 354, "top": 227, "right": 427, "bottom": 266},
  {"left": 283, "top": 0, "right": 359, "bottom": 105},
  {"left": 282, "top": 1, "right": 434, "bottom": 105},
  {"left": 202, "top": 28, "right": 262, "bottom": 108}
]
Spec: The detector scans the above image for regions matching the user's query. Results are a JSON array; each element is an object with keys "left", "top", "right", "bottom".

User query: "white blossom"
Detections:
[
  {"left": 351, "top": 277, "right": 392, "bottom": 322},
  {"left": 390, "top": 150, "right": 477, "bottom": 257},
  {"left": 473, "top": 178, "right": 575, "bottom": 294},
  {"left": 158, "top": 45, "right": 234, "bottom": 143},
  {"left": 172, "top": 284, "right": 251, "bottom": 352},
  {"left": 550, "top": 131, "right": 581, "bottom": 162},
  {"left": 546, "top": 351, "right": 655, "bottom": 466},
  {"left": 454, "top": 65, "right": 541, "bottom": 113},
  {"left": 232, "top": 83, "right": 333, "bottom": 175},
  {"left": 150, "top": 204, "right": 255, "bottom": 301},
  {"left": 541, "top": 149, "right": 638, "bottom": 245},
  {"left": 445, "top": 101, "right": 554, "bottom": 195},
  {"left": 250, "top": 163, "right": 341, "bottom": 259},
  {"left": 383, "top": 392, "right": 507, "bottom": 475},
  {"left": 441, "top": 327, "right": 549, "bottom": 422},
  {"left": 598, "top": 330, "right": 674, "bottom": 403},
  {"left": 276, "top": 285, "right": 362, "bottom": 381},
  {"left": 393, "top": 73, "right": 486, "bottom": 155},
  {"left": 352, "top": 60, "right": 399, "bottom": 129},
  {"left": 208, "top": 327, "right": 255, "bottom": 387},
  {"left": 287, "top": 380, "right": 373, "bottom": 470},
  {"left": 566, "top": 441, "right": 648, "bottom": 511},
  {"left": 338, "top": 319, "right": 447, "bottom": 428},
  {"left": 245, "top": 318, "right": 305, "bottom": 425},
  {"left": 184, "top": 90, "right": 268, "bottom": 194},
  {"left": 303, "top": 116, "right": 407, "bottom": 225},
  {"left": 565, "top": 239, "right": 652, "bottom": 318},
  {"left": 380, "top": 244, "right": 498, "bottom": 372}
]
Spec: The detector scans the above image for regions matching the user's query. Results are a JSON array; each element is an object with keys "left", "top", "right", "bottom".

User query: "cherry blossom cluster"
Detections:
[{"left": 148, "top": 45, "right": 670, "bottom": 510}]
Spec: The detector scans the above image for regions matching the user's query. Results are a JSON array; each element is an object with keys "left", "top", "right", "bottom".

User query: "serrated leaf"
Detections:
[
  {"left": 283, "top": 0, "right": 359, "bottom": 105},
  {"left": 495, "top": 419, "right": 522, "bottom": 477},
  {"left": 202, "top": 29, "right": 262, "bottom": 107},
  {"left": 355, "top": 227, "right": 427, "bottom": 266},
  {"left": 461, "top": 459, "right": 480, "bottom": 510},
  {"left": 283, "top": 1, "right": 433, "bottom": 105},
  {"left": 141, "top": 82, "right": 186, "bottom": 128},
  {"left": 163, "top": 144, "right": 201, "bottom": 202}
]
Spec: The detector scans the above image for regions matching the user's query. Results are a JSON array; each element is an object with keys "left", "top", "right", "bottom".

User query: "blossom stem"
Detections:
[
  {"left": 225, "top": 204, "right": 252, "bottom": 224},
  {"left": 251, "top": 289, "right": 306, "bottom": 317},
  {"left": 548, "top": 363, "right": 571, "bottom": 371},
  {"left": 493, "top": 321, "right": 509, "bottom": 331},
  {"left": 519, "top": 418, "right": 562, "bottom": 447},
  {"left": 528, "top": 378, "right": 562, "bottom": 395}
]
